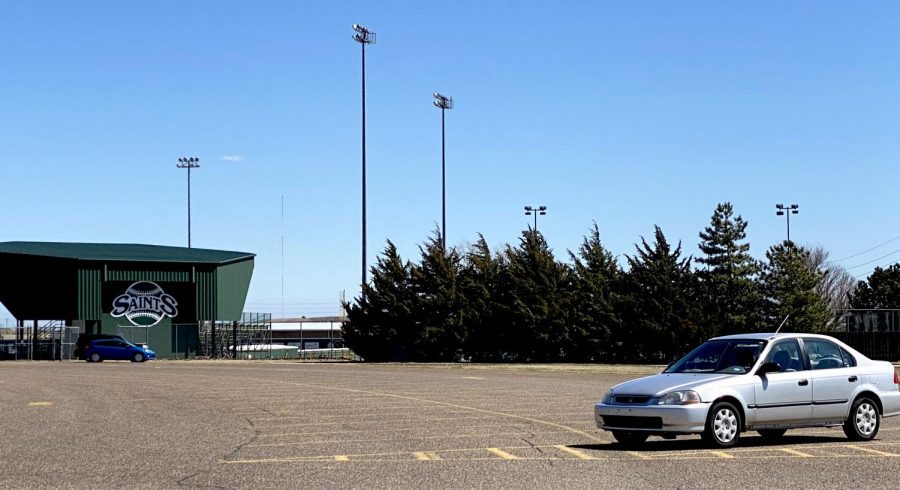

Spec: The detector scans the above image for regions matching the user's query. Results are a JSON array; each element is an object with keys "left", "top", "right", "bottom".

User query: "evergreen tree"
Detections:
[
  {"left": 459, "top": 235, "right": 507, "bottom": 361},
  {"left": 849, "top": 264, "right": 900, "bottom": 309},
  {"left": 568, "top": 223, "right": 622, "bottom": 361},
  {"left": 696, "top": 202, "right": 764, "bottom": 336},
  {"left": 498, "top": 229, "right": 574, "bottom": 361},
  {"left": 342, "top": 241, "right": 418, "bottom": 361},
  {"left": 410, "top": 229, "right": 465, "bottom": 361},
  {"left": 621, "top": 226, "right": 701, "bottom": 362},
  {"left": 761, "top": 241, "right": 831, "bottom": 332}
]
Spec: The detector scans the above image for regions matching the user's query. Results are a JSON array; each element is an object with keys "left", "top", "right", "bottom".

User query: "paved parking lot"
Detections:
[{"left": 1, "top": 362, "right": 899, "bottom": 488}]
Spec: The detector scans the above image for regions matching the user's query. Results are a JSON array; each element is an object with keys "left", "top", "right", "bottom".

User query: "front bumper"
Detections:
[{"left": 594, "top": 402, "right": 711, "bottom": 434}]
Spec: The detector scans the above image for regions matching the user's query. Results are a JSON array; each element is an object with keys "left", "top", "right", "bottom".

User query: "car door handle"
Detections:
[
  {"left": 849, "top": 376, "right": 858, "bottom": 382},
  {"left": 798, "top": 379, "right": 809, "bottom": 386}
]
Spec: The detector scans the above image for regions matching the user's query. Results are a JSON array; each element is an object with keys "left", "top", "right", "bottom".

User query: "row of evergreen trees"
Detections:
[{"left": 342, "top": 203, "right": 862, "bottom": 363}]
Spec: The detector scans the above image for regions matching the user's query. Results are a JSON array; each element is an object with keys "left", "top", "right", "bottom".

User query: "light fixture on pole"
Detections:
[
  {"left": 775, "top": 203, "right": 799, "bottom": 241},
  {"left": 352, "top": 23, "right": 376, "bottom": 300},
  {"left": 176, "top": 157, "right": 200, "bottom": 248},
  {"left": 433, "top": 92, "right": 453, "bottom": 250},
  {"left": 524, "top": 205, "right": 547, "bottom": 232}
]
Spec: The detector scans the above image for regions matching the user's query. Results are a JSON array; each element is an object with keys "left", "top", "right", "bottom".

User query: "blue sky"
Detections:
[{"left": 2, "top": 1, "right": 900, "bottom": 321}]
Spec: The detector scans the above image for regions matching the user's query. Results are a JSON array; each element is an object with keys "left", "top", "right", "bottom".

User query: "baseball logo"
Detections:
[{"left": 111, "top": 281, "right": 179, "bottom": 327}]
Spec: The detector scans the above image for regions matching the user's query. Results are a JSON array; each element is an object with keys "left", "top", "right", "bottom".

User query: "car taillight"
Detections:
[{"left": 894, "top": 370, "right": 899, "bottom": 386}]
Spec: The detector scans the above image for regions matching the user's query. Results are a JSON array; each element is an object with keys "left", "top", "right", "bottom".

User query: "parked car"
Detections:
[
  {"left": 84, "top": 338, "right": 156, "bottom": 362},
  {"left": 594, "top": 333, "right": 900, "bottom": 448},
  {"left": 74, "top": 333, "right": 128, "bottom": 359}
]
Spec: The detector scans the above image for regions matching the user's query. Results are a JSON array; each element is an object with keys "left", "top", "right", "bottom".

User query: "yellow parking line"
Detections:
[
  {"left": 334, "top": 455, "right": 349, "bottom": 461},
  {"left": 28, "top": 402, "right": 52, "bottom": 407},
  {"left": 487, "top": 448, "right": 519, "bottom": 460},
  {"left": 425, "top": 452, "right": 442, "bottom": 461},
  {"left": 780, "top": 448, "right": 813, "bottom": 458},
  {"left": 710, "top": 451, "right": 734, "bottom": 459},
  {"left": 413, "top": 452, "right": 431, "bottom": 461},
  {"left": 554, "top": 445, "right": 595, "bottom": 460},
  {"left": 627, "top": 451, "right": 650, "bottom": 460},
  {"left": 844, "top": 445, "right": 897, "bottom": 457}
]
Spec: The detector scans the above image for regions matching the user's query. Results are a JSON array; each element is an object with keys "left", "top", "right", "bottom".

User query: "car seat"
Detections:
[{"left": 773, "top": 350, "right": 792, "bottom": 372}]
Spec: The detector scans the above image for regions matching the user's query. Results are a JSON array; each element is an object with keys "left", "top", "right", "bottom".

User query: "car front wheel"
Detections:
[
  {"left": 844, "top": 397, "right": 880, "bottom": 441},
  {"left": 611, "top": 430, "right": 649, "bottom": 447},
  {"left": 132, "top": 352, "right": 145, "bottom": 362},
  {"left": 703, "top": 401, "right": 741, "bottom": 448},
  {"left": 89, "top": 353, "right": 102, "bottom": 363}
]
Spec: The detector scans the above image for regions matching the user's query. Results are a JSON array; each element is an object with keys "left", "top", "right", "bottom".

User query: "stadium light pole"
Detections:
[
  {"left": 176, "top": 157, "right": 200, "bottom": 248},
  {"left": 524, "top": 205, "right": 547, "bottom": 232},
  {"left": 433, "top": 92, "right": 453, "bottom": 250},
  {"left": 353, "top": 23, "right": 376, "bottom": 300},
  {"left": 776, "top": 203, "right": 799, "bottom": 241}
]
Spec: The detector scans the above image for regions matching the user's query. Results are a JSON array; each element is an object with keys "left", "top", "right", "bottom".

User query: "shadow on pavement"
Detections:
[{"left": 571, "top": 433, "right": 851, "bottom": 452}]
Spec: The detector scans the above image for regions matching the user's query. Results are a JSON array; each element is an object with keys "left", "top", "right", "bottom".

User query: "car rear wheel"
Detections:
[
  {"left": 757, "top": 429, "right": 787, "bottom": 439},
  {"left": 89, "top": 353, "right": 102, "bottom": 363},
  {"left": 132, "top": 352, "right": 145, "bottom": 362},
  {"left": 843, "top": 396, "right": 880, "bottom": 441},
  {"left": 611, "top": 430, "right": 649, "bottom": 447},
  {"left": 703, "top": 401, "right": 741, "bottom": 448}
]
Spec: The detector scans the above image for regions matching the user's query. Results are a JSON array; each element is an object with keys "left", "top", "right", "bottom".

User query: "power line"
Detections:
[
  {"left": 854, "top": 260, "right": 900, "bottom": 280},
  {"left": 834, "top": 235, "right": 900, "bottom": 262},
  {"left": 854, "top": 268, "right": 875, "bottom": 279},
  {"left": 846, "top": 247, "right": 900, "bottom": 270}
]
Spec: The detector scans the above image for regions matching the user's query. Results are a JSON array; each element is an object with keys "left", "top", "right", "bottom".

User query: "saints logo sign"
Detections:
[{"left": 111, "top": 281, "right": 179, "bottom": 327}]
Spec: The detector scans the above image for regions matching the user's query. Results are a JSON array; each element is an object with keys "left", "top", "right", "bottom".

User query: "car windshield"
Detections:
[{"left": 664, "top": 339, "right": 767, "bottom": 375}]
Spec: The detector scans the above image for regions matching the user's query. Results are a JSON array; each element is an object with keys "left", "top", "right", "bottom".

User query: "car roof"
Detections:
[{"left": 709, "top": 332, "right": 842, "bottom": 342}]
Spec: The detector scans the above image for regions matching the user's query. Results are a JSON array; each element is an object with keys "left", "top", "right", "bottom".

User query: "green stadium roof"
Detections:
[{"left": 0, "top": 242, "right": 255, "bottom": 265}]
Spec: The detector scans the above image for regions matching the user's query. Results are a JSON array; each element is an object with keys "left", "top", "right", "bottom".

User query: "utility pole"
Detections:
[
  {"left": 176, "top": 157, "right": 200, "bottom": 248},
  {"left": 352, "top": 24, "right": 376, "bottom": 300},
  {"left": 524, "top": 205, "right": 547, "bottom": 232},
  {"left": 775, "top": 203, "right": 799, "bottom": 241},
  {"left": 433, "top": 92, "right": 454, "bottom": 250}
]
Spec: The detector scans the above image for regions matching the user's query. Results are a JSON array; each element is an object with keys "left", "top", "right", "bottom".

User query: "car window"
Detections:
[
  {"left": 804, "top": 338, "right": 849, "bottom": 370},
  {"left": 664, "top": 340, "right": 765, "bottom": 375},
  {"left": 763, "top": 339, "right": 805, "bottom": 372},
  {"left": 839, "top": 347, "right": 857, "bottom": 367}
]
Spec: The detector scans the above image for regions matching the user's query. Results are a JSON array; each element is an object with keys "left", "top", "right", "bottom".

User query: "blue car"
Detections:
[{"left": 84, "top": 338, "right": 156, "bottom": 362}]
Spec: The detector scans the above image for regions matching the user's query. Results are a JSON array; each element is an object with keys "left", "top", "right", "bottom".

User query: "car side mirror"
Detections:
[{"left": 757, "top": 362, "right": 780, "bottom": 376}]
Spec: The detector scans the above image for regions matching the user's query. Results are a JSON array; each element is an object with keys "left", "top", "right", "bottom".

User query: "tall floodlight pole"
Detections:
[
  {"left": 775, "top": 203, "right": 799, "bottom": 241},
  {"left": 353, "top": 24, "right": 376, "bottom": 300},
  {"left": 176, "top": 157, "right": 200, "bottom": 248},
  {"left": 433, "top": 92, "right": 453, "bottom": 250},
  {"left": 524, "top": 205, "right": 547, "bottom": 232}
]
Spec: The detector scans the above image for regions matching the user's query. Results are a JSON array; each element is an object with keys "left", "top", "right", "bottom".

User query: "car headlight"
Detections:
[
  {"left": 657, "top": 390, "right": 701, "bottom": 405},
  {"left": 601, "top": 389, "right": 613, "bottom": 404}
]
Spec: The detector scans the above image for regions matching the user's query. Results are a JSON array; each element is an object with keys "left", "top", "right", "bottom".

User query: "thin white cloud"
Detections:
[{"left": 221, "top": 155, "right": 244, "bottom": 162}]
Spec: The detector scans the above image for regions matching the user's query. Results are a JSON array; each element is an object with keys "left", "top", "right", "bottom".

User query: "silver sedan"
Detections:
[{"left": 594, "top": 333, "right": 900, "bottom": 448}]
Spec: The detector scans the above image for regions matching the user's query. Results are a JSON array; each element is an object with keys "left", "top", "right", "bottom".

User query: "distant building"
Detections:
[{"left": 271, "top": 316, "right": 343, "bottom": 350}]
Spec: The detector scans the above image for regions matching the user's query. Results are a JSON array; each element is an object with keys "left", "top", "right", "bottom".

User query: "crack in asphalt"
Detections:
[
  {"left": 176, "top": 405, "right": 262, "bottom": 489},
  {"left": 519, "top": 432, "right": 556, "bottom": 467}
]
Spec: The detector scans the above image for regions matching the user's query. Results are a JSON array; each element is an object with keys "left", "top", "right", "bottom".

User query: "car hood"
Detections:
[{"left": 609, "top": 373, "right": 736, "bottom": 397}]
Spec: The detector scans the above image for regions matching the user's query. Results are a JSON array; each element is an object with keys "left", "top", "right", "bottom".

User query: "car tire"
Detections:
[
  {"left": 702, "top": 401, "right": 741, "bottom": 448},
  {"left": 843, "top": 396, "right": 880, "bottom": 441},
  {"left": 132, "top": 353, "right": 145, "bottom": 363},
  {"left": 89, "top": 353, "right": 102, "bottom": 363},
  {"left": 757, "top": 429, "right": 787, "bottom": 439},
  {"left": 611, "top": 430, "right": 649, "bottom": 447}
]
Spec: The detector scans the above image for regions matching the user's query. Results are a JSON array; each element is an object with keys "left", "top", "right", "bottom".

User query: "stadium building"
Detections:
[{"left": 0, "top": 242, "right": 257, "bottom": 360}]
